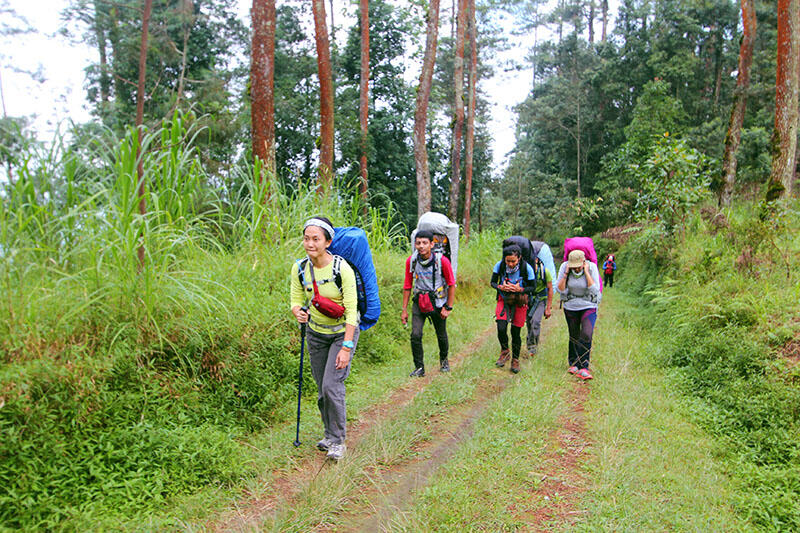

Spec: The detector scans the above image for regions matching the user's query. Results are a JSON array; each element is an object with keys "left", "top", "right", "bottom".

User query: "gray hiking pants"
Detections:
[
  {"left": 307, "top": 327, "right": 360, "bottom": 444},
  {"left": 526, "top": 298, "right": 546, "bottom": 353}
]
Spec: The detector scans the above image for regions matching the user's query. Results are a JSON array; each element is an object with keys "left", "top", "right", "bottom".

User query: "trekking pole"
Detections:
[{"left": 293, "top": 307, "right": 308, "bottom": 447}]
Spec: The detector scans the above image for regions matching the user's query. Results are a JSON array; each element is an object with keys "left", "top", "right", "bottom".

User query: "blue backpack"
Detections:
[
  {"left": 531, "top": 240, "right": 556, "bottom": 281},
  {"left": 308, "top": 227, "right": 380, "bottom": 331}
]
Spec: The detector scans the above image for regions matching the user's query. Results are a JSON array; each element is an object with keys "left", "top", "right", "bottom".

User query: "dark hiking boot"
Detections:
[
  {"left": 495, "top": 349, "right": 511, "bottom": 367},
  {"left": 410, "top": 367, "right": 425, "bottom": 377},
  {"left": 511, "top": 358, "right": 520, "bottom": 374},
  {"left": 439, "top": 359, "right": 450, "bottom": 372}
]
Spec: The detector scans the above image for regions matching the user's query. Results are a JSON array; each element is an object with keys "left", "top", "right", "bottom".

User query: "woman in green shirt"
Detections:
[{"left": 290, "top": 216, "right": 359, "bottom": 461}]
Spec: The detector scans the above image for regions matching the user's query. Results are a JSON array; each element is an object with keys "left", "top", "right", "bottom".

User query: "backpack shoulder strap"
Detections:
[
  {"left": 297, "top": 257, "right": 309, "bottom": 285},
  {"left": 331, "top": 255, "right": 344, "bottom": 292},
  {"left": 520, "top": 259, "right": 531, "bottom": 284}
]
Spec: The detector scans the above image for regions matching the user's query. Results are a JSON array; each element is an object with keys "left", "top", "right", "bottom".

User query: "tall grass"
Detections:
[{"left": 0, "top": 115, "right": 463, "bottom": 530}]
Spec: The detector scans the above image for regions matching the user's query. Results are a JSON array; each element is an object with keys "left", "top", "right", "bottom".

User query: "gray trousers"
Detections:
[
  {"left": 526, "top": 298, "right": 546, "bottom": 352},
  {"left": 307, "top": 327, "right": 360, "bottom": 444}
]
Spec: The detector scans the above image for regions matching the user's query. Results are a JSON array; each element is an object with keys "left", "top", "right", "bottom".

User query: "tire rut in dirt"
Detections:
[
  {"left": 343, "top": 368, "right": 518, "bottom": 533},
  {"left": 209, "top": 325, "right": 496, "bottom": 532}
]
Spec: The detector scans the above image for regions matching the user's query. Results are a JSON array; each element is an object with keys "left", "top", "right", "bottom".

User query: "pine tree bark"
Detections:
[
  {"left": 601, "top": 0, "right": 608, "bottom": 41},
  {"left": 136, "top": 0, "right": 153, "bottom": 268},
  {"left": 766, "top": 0, "right": 800, "bottom": 200},
  {"left": 414, "top": 0, "right": 441, "bottom": 217},
  {"left": 588, "top": 0, "right": 595, "bottom": 43},
  {"left": 251, "top": 0, "right": 277, "bottom": 180},
  {"left": 359, "top": 0, "right": 369, "bottom": 212},
  {"left": 312, "top": 0, "right": 335, "bottom": 191},
  {"left": 463, "top": 0, "right": 477, "bottom": 242},
  {"left": 93, "top": 0, "right": 110, "bottom": 104},
  {"left": 448, "top": 0, "right": 467, "bottom": 221},
  {"left": 720, "top": 0, "right": 756, "bottom": 206}
]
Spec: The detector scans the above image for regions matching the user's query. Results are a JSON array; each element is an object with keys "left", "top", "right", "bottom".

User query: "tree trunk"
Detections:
[
  {"left": 173, "top": 2, "right": 193, "bottom": 115},
  {"left": 448, "top": 0, "right": 467, "bottom": 221},
  {"left": 109, "top": 5, "right": 122, "bottom": 107},
  {"left": 601, "top": 0, "right": 608, "bottom": 41},
  {"left": 359, "top": 0, "right": 369, "bottom": 213},
  {"left": 251, "top": 0, "right": 277, "bottom": 179},
  {"left": 93, "top": 0, "right": 110, "bottom": 103},
  {"left": 576, "top": 99, "right": 582, "bottom": 198},
  {"left": 312, "top": 0, "right": 335, "bottom": 191},
  {"left": 588, "top": 0, "right": 595, "bottom": 43},
  {"left": 720, "top": 0, "right": 756, "bottom": 206},
  {"left": 414, "top": 0, "right": 441, "bottom": 217},
  {"left": 463, "top": 0, "right": 477, "bottom": 241},
  {"left": 766, "top": 0, "right": 800, "bottom": 200},
  {"left": 136, "top": 0, "right": 153, "bottom": 269}
]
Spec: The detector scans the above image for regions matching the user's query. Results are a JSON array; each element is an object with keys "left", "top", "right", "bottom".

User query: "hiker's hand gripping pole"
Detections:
[{"left": 293, "top": 306, "right": 308, "bottom": 447}]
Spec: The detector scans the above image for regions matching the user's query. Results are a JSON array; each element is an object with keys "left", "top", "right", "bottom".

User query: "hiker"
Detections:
[
  {"left": 491, "top": 245, "right": 537, "bottom": 374},
  {"left": 290, "top": 216, "right": 359, "bottom": 461},
  {"left": 525, "top": 255, "right": 554, "bottom": 358},
  {"left": 401, "top": 230, "right": 456, "bottom": 377},
  {"left": 603, "top": 254, "right": 617, "bottom": 288},
  {"left": 556, "top": 249, "right": 601, "bottom": 380}
]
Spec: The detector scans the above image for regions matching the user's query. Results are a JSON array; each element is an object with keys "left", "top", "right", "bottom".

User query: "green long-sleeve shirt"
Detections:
[{"left": 290, "top": 256, "right": 358, "bottom": 334}]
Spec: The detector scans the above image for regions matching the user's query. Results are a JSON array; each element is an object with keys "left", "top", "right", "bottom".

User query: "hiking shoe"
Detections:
[
  {"left": 317, "top": 437, "right": 333, "bottom": 451},
  {"left": 326, "top": 442, "right": 346, "bottom": 461},
  {"left": 577, "top": 368, "right": 593, "bottom": 380},
  {"left": 510, "top": 358, "right": 520, "bottom": 374},
  {"left": 409, "top": 367, "right": 425, "bottom": 377},
  {"left": 567, "top": 366, "right": 579, "bottom": 375},
  {"left": 439, "top": 359, "right": 450, "bottom": 372},
  {"left": 496, "top": 349, "right": 511, "bottom": 367}
]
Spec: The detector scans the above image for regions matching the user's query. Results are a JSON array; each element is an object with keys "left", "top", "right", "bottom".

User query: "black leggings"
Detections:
[
  {"left": 497, "top": 320, "right": 522, "bottom": 359},
  {"left": 563, "top": 308, "right": 597, "bottom": 370}
]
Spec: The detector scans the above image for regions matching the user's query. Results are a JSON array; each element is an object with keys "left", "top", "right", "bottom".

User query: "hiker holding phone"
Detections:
[
  {"left": 491, "top": 245, "right": 537, "bottom": 374},
  {"left": 401, "top": 230, "right": 456, "bottom": 377},
  {"left": 556, "top": 249, "right": 601, "bottom": 380},
  {"left": 290, "top": 216, "right": 359, "bottom": 461}
]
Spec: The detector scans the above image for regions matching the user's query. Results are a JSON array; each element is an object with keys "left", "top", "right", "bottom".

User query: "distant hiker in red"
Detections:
[
  {"left": 556, "top": 249, "right": 601, "bottom": 380},
  {"left": 603, "top": 254, "right": 617, "bottom": 288},
  {"left": 401, "top": 230, "right": 456, "bottom": 377},
  {"left": 491, "top": 245, "right": 537, "bottom": 374}
]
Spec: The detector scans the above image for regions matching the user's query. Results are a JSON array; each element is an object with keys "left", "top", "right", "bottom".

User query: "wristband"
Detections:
[
  {"left": 342, "top": 340, "right": 354, "bottom": 350},
  {"left": 444, "top": 304, "right": 453, "bottom": 311}
]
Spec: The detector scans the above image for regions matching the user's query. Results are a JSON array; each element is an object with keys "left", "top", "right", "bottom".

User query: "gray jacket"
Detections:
[{"left": 556, "top": 261, "right": 601, "bottom": 311}]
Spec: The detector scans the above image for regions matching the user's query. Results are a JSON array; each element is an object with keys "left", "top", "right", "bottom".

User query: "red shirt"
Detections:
[{"left": 404, "top": 255, "right": 456, "bottom": 290}]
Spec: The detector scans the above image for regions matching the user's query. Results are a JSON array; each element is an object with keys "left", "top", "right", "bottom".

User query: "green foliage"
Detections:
[
  {"left": 633, "top": 135, "right": 712, "bottom": 232},
  {"left": 619, "top": 199, "right": 800, "bottom": 529},
  {"left": 0, "top": 117, "right": 503, "bottom": 527}
]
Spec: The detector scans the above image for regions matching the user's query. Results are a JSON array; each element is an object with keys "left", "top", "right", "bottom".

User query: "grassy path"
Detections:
[{"left": 177, "top": 289, "right": 746, "bottom": 531}]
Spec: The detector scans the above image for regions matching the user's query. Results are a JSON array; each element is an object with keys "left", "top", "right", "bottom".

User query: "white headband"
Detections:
[{"left": 303, "top": 218, "right": 335, "bottom": 239}]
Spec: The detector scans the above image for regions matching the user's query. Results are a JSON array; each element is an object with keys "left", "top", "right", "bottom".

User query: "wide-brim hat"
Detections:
[{"left": 567, "top": 249, "right": 586, "bottom": 268}]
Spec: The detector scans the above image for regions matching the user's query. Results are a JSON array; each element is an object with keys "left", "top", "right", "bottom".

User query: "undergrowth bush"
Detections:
[
  {"left": 618, "top": 198, "right": 800, "bottom": 529},
  {"left": 0, "top": 122, "right": 499, "bottom": 528}
]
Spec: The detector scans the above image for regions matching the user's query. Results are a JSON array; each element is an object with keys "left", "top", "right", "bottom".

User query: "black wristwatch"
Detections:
[{"left": 444, "top": 304, "right": 453, "bottom": 311}]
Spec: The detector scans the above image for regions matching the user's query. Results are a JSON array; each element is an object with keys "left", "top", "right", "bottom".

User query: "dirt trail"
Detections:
[
  {"left": 211, "top": 324, "right": 496, "bottom": 532},
  {"left": 342, "top": 367, "right": 515, "bottom": 532},
  {"left": 522, "top": 378, "right": 590, "bottom": 531},
  {"left": 330, "top": 317, "right": 562, "bottom": 533}
]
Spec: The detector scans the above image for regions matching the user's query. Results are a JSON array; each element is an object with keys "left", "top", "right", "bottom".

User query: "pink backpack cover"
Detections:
[{"left": 563, "top": 237, "right": 603, "bottom": 292}]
